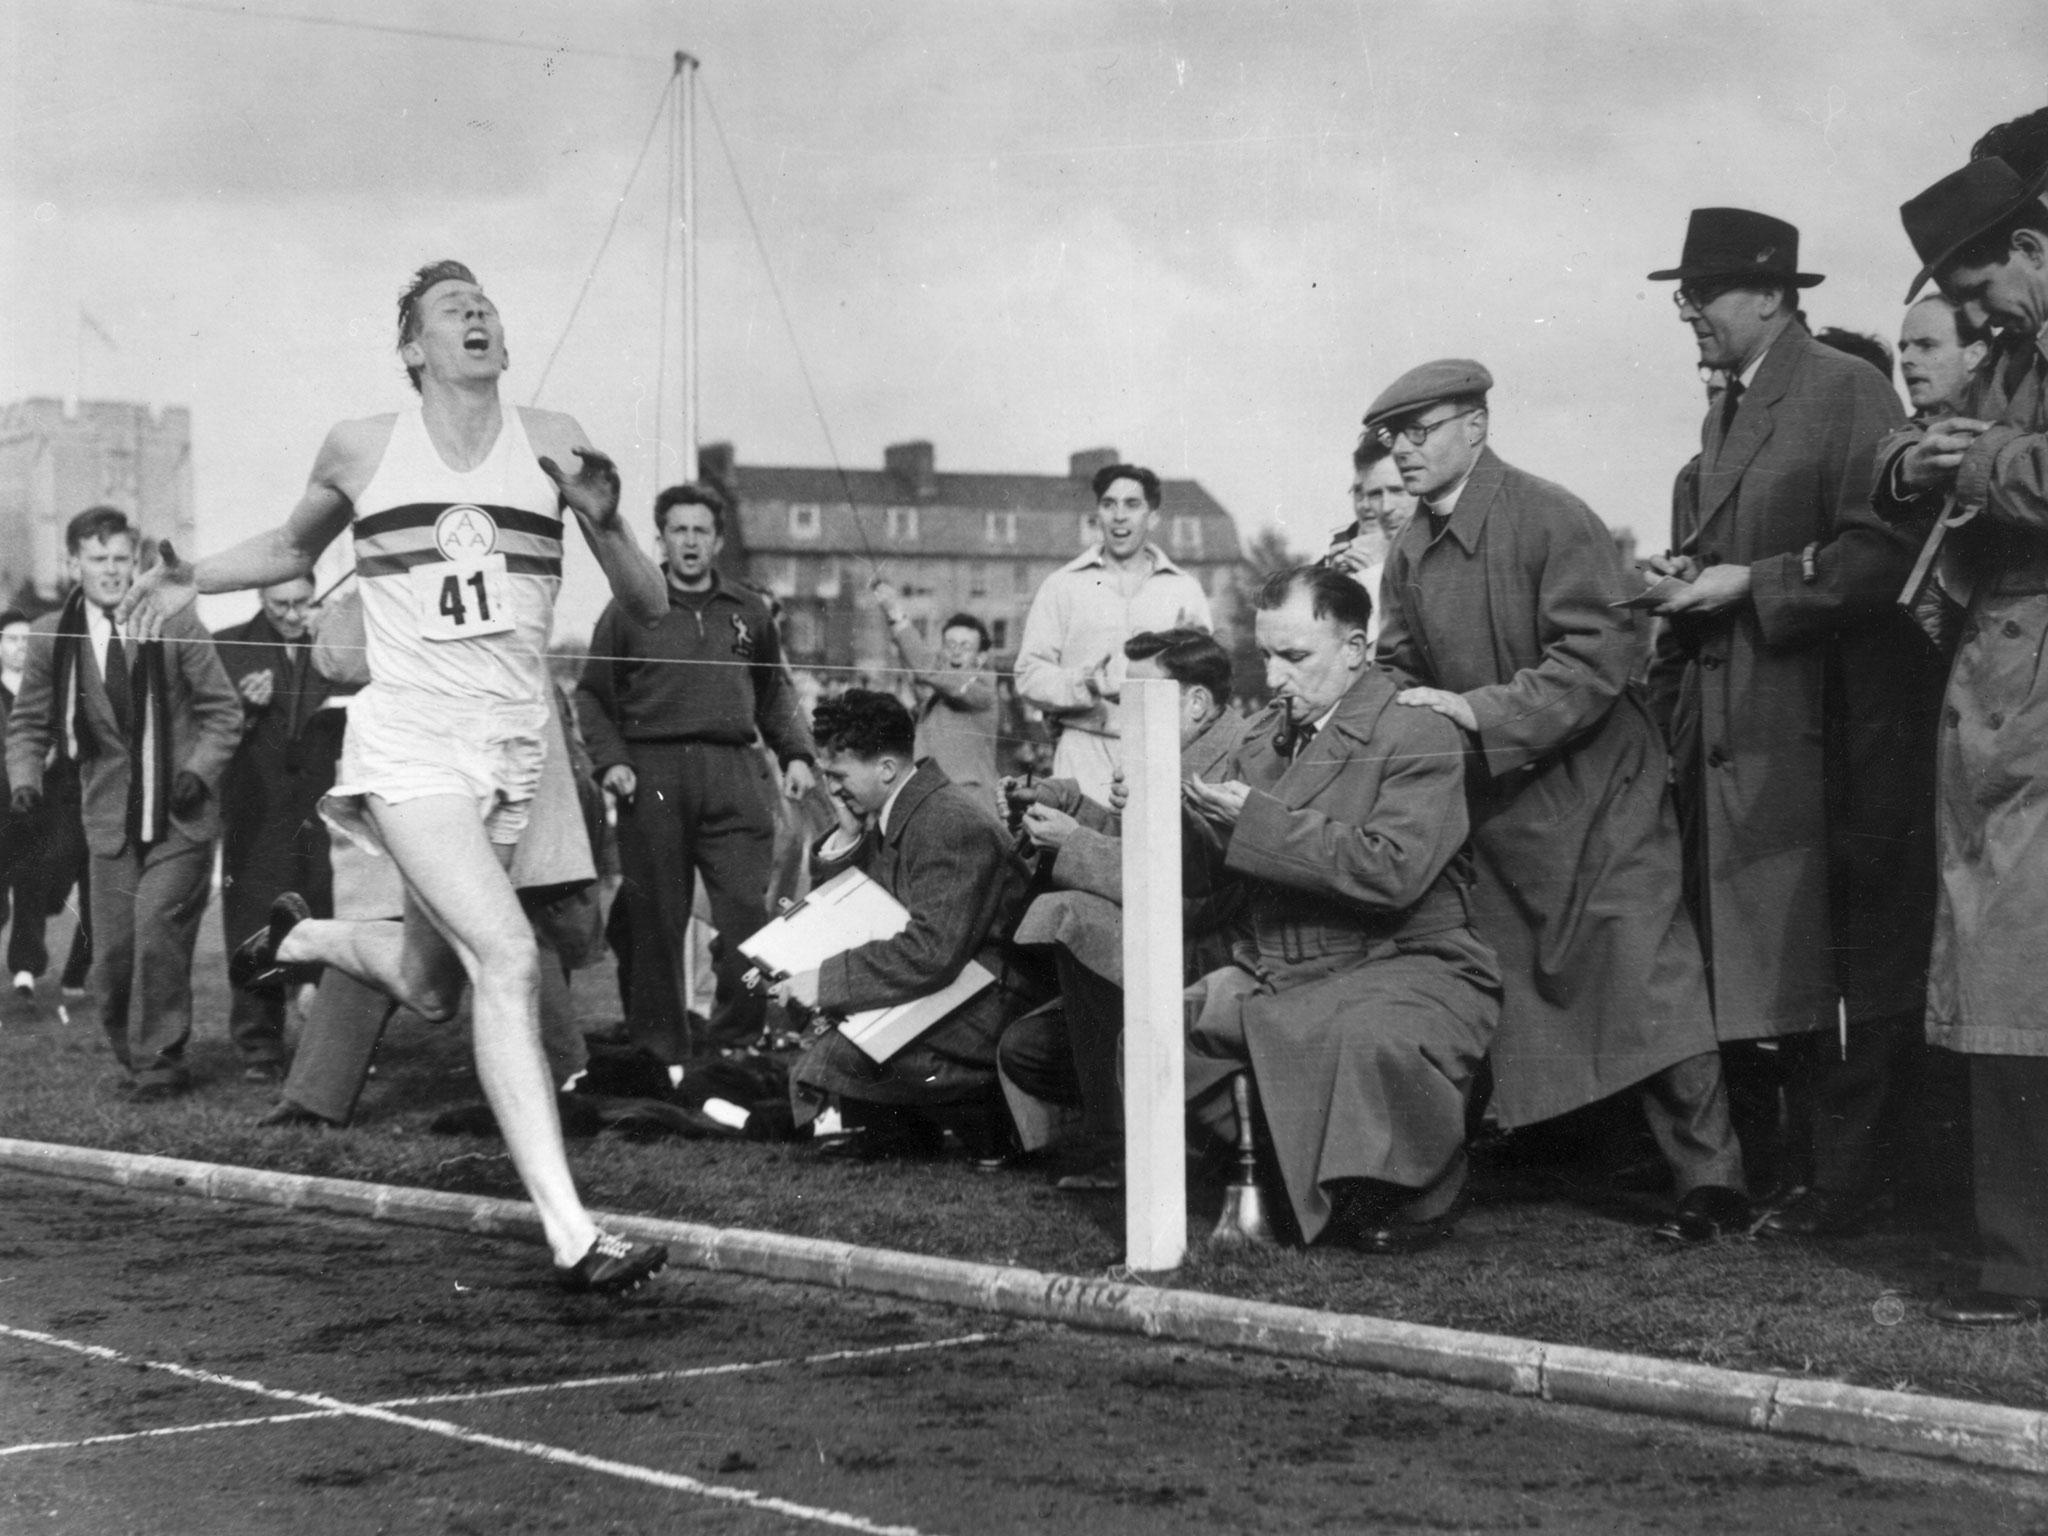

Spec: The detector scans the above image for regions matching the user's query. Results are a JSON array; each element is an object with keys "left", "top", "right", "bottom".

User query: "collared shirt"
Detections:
[
  {"left": 1014, "top": 541, "right": 1213, "bottom": 739},
  {"left": 877, "top": 770, "right": 914, "bottom": 837}
]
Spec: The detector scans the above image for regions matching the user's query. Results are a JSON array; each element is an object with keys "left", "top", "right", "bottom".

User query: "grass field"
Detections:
[{"left": 6, "top": 902, "right": 2045, "bottom": 1417}]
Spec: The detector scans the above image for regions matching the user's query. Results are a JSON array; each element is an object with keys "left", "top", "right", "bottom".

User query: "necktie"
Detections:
[
  {"left": 103, "top": 619, "right": 132, "bottom": 737},
  {"left": 286, "top": 640, "right": 308, "bottom": 739},
  {"left": 1291, "top": 720, "right": 1318, "bottom": 761},
  {"left": 1717, "top": 377, "right": 1745, "bottom": 447}
]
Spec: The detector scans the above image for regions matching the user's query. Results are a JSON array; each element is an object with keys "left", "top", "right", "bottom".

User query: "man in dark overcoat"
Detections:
[
  {"left": 212, "top": 576, "right": 345, "bottom": 1076},
  {"left": 1369, "top": 359, "right": 1748, "bottom": 1243},
  {"left": 1180, "top": 567, "right": 1501, "bottom": 1253},
  {"left": 1643, "top": 209, "right": 1933, "bottom": 1219},
  {"left": 1873, "top": 151, "right": 2048, "bottom": 1324},
  {"left": 783, "top": 689, "right": 1040, "bottom": 1157}
]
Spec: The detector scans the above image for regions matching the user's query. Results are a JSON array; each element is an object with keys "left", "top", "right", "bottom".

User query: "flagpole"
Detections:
[{"left": 677, "top": 50, "right": 700, "bottom": 484}]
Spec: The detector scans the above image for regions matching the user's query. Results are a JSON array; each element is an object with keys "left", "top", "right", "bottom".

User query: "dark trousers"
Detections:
[
  {"left": 0, "top": 804, "right": 52, "bottom": 977},
  {"left": 1969, "top": 1054, "right": 2048, "bottom": 1300},
  {"left": 90, "top": 836, "right": 213, "bottom": 1087},
  {"left": 995, "top": 946, "right": 1125, "bottom": 1140},
  {"left": 617, "top": 742, "right": 775, "bottom": 1059},
  {"left": 219, "top": 785, "right": 333, "bottom": 1065},
  {"left": 1791, "top": 1012, "right": 1971, "bottom": 1211}
]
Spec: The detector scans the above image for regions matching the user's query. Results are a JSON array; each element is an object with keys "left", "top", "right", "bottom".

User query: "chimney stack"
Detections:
[
  {"left": 1068, "top": 447, "right": 1120, "bottom": 485},
  {"left": 884, "top": 440, "right": 937, "bottom": 501}
]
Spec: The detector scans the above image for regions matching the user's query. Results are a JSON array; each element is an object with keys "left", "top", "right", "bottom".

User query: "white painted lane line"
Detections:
[
  {"left": 0, "top": 1323, "right": 952, "bottom": 1536},
  {"left": 0, "top": 1411, "right": 338, "bottom": 1458},
  {"left": 382, "top": 1331, "right": 999, "bottom": 1408},
  {"left": 0, "top": 1332, "right": 1000, "bottom": 1456}
]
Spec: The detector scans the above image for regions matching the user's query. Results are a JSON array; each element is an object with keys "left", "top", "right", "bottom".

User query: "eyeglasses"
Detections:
[
  {"left": 1672, "top": 281, "right": 1748, "bottom": 313},
  {"left": 1374, "top": 408, "right": 1478, "bottom": 450}
]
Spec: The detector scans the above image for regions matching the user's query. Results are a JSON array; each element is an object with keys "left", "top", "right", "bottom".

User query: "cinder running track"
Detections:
[{"left": 3, "top": 1170, "right": 2043, "bottom": 1534}]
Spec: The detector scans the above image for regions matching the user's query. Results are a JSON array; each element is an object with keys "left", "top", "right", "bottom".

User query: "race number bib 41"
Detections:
[{"left": 410, "top": 554, "right": 514, "bottom": 641}]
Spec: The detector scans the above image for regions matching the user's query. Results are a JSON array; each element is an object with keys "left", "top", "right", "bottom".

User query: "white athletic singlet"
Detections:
[{"left": 349, "top": 405, "right": 562, "bottom": 705}]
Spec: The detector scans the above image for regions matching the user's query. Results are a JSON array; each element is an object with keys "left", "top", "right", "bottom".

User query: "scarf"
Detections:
[{"left": 50, "top": 587, "right": 176, "bottom": 850}]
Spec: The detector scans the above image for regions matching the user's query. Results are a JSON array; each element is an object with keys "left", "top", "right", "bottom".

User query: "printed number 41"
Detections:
[{"left": 438, "top": 570, "right": 494, "bottom": 627}]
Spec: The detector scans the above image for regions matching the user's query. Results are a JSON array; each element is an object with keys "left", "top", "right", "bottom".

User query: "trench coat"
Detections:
[
  {"left": 1011, "top": 705, "right": 1249, "bottom": 986},
  {"left": 1183, "top": 670, "right": 1501, "bottom": 1244},
  {"left": 1375, "top": 448, "right": 1716, "bottom": 1129},
  {"left": 1648, "top": 324, "right": 1920, "bottom": 1040},
  {"left": 1874, "top": 328, "right": 2048, "bottom": 1056},
  {"left": 791, "top": 762, "right": 1039, "bottom": 1108}
]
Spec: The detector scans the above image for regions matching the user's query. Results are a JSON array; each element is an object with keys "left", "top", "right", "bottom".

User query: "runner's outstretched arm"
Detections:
[{"left": 120, "top": 422, "right": 361, "bottom": 639}]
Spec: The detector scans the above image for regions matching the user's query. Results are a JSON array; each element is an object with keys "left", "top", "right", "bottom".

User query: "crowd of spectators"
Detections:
[{"left": 7, "top": 104, "right": 2048, "bottom": 1327}]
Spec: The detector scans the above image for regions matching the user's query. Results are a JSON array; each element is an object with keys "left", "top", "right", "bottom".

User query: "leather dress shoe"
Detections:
[
  {"left": 1755, "top": 1187, "right": 1870, "bottom": 1240},
  {"left": 1928, "top": 1289, "right": 2043, "bottom": 1328},
  {"left": 230, "top": 893, "right": 318, "bottom": 992},
  {"left": 1653, "top": 1184, "right": 1753, "bottom": 1243},
  {"left": 811, "top": 1119, "right": 946, "bottom": 1162}
]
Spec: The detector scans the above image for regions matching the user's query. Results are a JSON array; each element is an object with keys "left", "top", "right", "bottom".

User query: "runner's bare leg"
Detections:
[
  {"left": 347, "top": 792, "right": 597, "bottom": 1267},
  {"left": 277, "top": 911, "right": 466, "bottom": 1022}
]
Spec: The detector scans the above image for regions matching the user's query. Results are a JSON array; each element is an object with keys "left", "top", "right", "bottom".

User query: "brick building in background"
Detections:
[
  {"left": 0, "top": 399, "right": 196, "bottom": 604},
  {"left": 702, "top": 439, "right": 1246, "bottom": 677}
]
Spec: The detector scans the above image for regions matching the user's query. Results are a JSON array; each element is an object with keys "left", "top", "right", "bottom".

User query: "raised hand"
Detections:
[
  {"left": 116, "top": 539, "right": 198, "bottom": 643},
  {"left": 538, "top": 447, "right": 623, "bottom": 532}
]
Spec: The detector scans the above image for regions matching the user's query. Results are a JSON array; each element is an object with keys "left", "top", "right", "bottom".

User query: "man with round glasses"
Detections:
[
  {"left": 1643, "top": 208, "right": 1931, "bottom": 1232},
  {"left": 1370, "top": 358, "right": 1749, "bottom": 1243}
]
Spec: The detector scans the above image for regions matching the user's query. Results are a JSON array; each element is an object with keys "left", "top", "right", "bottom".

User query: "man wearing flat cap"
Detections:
[
  {"left": 1368, "top": 360, "right": 1748, "bottom": 1242},
  {"left": 1643, "top": 209, "right": 1929, "bottom": 1232},
  {"left": 1876, "top": 140, "right": 2048, "bottom": 1327}
]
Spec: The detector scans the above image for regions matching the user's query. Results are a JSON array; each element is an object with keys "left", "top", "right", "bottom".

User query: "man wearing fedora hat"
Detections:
[
  {"left": 1877, "top": 144, "right": 2048, "bottom": 1327},
  {"left": 1642, "top": 209, "right": 1926, "bottom": 1228},
  {"left": 1368, "top": 359, "right": 1748, "bottom": 1243}
]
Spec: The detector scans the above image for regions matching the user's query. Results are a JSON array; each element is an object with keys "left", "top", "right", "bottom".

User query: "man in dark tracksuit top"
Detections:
[{"left": 577, "top": 483, "right": 816, "bottom": 1060}]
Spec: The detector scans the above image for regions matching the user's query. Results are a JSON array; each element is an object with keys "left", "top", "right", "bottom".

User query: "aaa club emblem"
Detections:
[{"left": 433, "top": 504, "right": 498, "bottom": 559}]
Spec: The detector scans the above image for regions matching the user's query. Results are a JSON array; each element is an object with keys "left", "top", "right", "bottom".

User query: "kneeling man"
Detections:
[
  {"left": 1182, "top": 567, "right": 1501, "bottom": 1252},
  {"left": 784, "top": 690, "right": 1038, "bottom": 1156}
]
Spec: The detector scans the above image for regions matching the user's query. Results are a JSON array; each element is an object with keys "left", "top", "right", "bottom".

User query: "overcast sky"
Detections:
[{"left": 5, "top": 0, "right": 2044, "bottom": 634}]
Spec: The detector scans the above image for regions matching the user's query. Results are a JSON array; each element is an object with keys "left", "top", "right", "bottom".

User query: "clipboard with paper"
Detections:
[{"left": 740, "top": 867, "right": 995, "bottom": 1064}]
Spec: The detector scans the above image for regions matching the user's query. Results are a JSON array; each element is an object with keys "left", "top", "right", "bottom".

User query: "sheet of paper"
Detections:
[
  {"left": 739, "top": 868, "right": 909, "bottom": 978},
  {"left": 837, "top": 960, "right": 997, "bottom": 1064}
]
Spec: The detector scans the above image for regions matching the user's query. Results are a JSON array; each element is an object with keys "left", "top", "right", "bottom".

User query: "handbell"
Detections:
[{"left": 1210, "top": 1073, "right": 1274, "bottom": 1245}]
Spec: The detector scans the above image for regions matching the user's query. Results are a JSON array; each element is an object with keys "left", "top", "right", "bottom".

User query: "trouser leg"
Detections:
[
  {"left": 2, "top": 808, "right": 51, "bottom": 977},
  {"left": 690, "top": 746, "right": 775, "bottom": 1050},
  {"left": 1719, "top": 1039, "right": 1792, "bottom": 1195},
  {"left": 1970, "top": 1054, "right": 2048, "bottom": 1300},
  {"left": 279, "top": 968, "right": 400, "bottom": 1124},
  {"left": 533, "top": 920, "right": 586, "bottom": 1088},
  {"left": 618, "top": 746, "right": 693, "bottom": 1062},
  {"left": 221, "top": 812, "right": 296, "bottom": 1064},
  {"left": 1640, "top": 1049, "right": 1746, "bottom": 1195},
  {"left": 127, "top": 839, "right": 212, "bottom": 1086},
  {"left": 89, "top": 849, "right": 138, "bottom": 1071},
  {"left": 1054, "top": 946, "right": 1124, "bottom": 1141},
  {"left": 1803, "top": 1011, "right": 1918, "bottom": 1199}
]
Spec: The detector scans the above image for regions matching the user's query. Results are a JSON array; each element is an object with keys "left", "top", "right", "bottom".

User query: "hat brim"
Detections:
[
  {"left": 1646, "top": 264, "right": 1826, "bottom": 287},
  {"left": 1903, "top": 162, "right": 2048, "bottom": 303}
]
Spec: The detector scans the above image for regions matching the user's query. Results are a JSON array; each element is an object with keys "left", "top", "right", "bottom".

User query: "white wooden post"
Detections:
[{"left": 1121, "top": 675, "right": 1185, "bottom": 1272}]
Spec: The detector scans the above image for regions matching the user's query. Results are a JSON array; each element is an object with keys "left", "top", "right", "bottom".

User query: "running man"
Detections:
[{"left": 122, "top": 260, "right": 670, "bottom": 1294}]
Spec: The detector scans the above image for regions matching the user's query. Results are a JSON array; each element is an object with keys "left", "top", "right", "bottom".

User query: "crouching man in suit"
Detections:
[
  {"left": 1181, "top": 566, "right": 1501, "bottom": 1253},
  {"left": 781, "top": 689, "right": 1041, "bottom": 1159}
]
